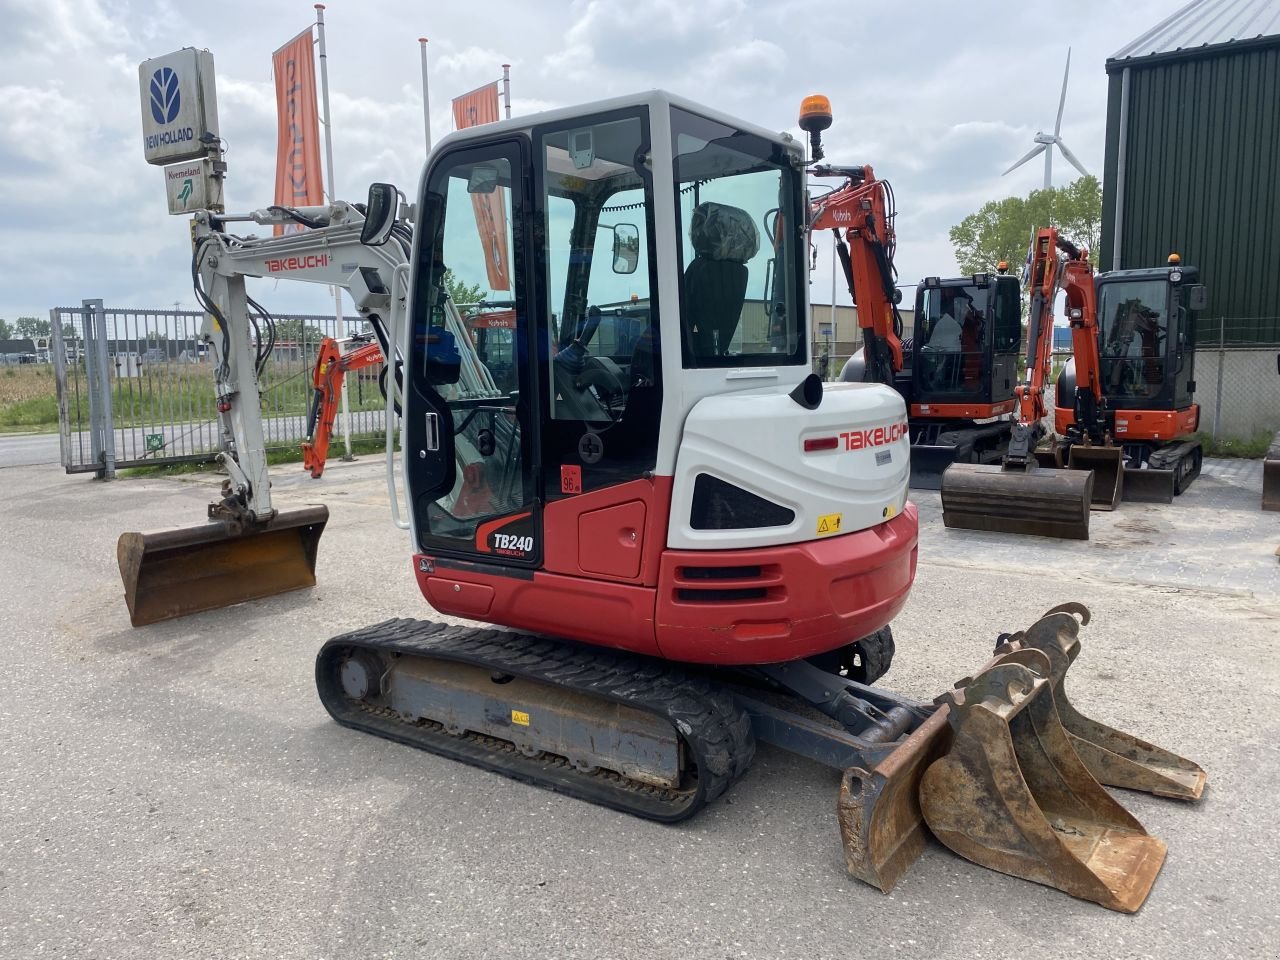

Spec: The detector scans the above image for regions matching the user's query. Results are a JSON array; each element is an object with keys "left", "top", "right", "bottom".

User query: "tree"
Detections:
[
  {"left": 14, "top": 316, "right": 50, "bottom": 339},
  {"left": 949, "top": 175, "right": 1102, "bottom": 275},
  {"left": 443, "top": 268, "right": 485, "bottom": 308},
  {"left": 0, "top": 319, "right": 11, "bottom": 340}
]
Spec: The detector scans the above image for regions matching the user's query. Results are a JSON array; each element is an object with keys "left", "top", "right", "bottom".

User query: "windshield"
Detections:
[
  {"left": 671, "top": 107, "right": 804, "bottom": 368},
  {"left": 1098, "top": 279, "right": 1169, "bottom": 399}
]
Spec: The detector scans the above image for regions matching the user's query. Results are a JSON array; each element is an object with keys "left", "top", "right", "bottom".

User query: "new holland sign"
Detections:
[{"left": 138, "top": 48, "right": 220, "bottom": 165}]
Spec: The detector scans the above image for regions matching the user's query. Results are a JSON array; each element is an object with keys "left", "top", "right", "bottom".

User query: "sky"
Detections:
[{"left": 0, "top": 0, "right": 1185, "bottom": 324}]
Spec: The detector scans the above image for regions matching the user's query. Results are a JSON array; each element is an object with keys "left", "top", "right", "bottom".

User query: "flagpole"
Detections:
[
  {"left": 313, "top": 3, "right": 353, "bottom": 462},
  {"left": 420, "top": 38, "right": 433, "bottom": 151},
  {"left": 502, "top": 64, "right": 511, "bottom": 119}
]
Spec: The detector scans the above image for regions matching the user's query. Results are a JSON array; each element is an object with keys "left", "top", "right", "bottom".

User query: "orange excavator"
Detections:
[
  {"left": 301, "top": 333, "right": 386, "bottom": 478},
  {"left": 942, "top": 226, "right": 1208, "bottom": 537},
  {"left": 811, "top": 130, "right": 1023, "bottom": 489}
]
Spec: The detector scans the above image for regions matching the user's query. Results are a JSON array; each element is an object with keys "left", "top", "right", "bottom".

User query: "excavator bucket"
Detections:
[
  {"left": 836, "top": 709, "right": 952, "bottom": 892},
  {"left": 920, "top": 649, "right": 1167, "bottom": 913},
  {"left": 118, "top": 505, "right": 329, "bottom": 627},
  {"left": 1067, "top": 445, "right": 1124, "bottom": 510},
  {"left": 996, "top": 603, "right": 1206, "bottom": 800},
  {"left": 941, "top": 462, "right": 1093, "bottom": 540}
]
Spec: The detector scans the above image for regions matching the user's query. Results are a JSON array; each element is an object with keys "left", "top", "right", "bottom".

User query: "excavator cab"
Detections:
[
  {"left": 1055, "top": 264, "right": 1206, "bottom": 501},
  {"left": 906, "top": 274, "right": 1022, "bottom": 485}
]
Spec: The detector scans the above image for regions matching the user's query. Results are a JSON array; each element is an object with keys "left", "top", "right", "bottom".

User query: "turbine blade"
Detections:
[
  {"left": 1003, "top": 143, "right": 1047, "bottom": 176},
  {"left": 1057, "top": 139, "right": 1090, "bottom": 178},
  {"left": 1055, "top": 47, "right": 1071, "bottom": 136}
]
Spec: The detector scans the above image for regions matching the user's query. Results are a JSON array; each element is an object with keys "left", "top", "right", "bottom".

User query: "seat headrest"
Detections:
[{"left": 689, "top": 202, "right": 759, "bottom": 264}]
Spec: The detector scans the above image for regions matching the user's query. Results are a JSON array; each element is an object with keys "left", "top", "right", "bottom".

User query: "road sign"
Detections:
[
  {"left": 163, "top": 158, "right": 221, "bottom": 215},
  {"left": 138, "top": 48, "right": 219, "bottom": 165}
]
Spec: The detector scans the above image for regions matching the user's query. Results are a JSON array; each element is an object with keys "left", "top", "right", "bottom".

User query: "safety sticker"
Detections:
[
  {"left": 561, "top": 464, "right": 582, "bottom": 494},
  {"left": 883, "top": 504, "right": 896, "bottom": 520},
  {"left": 816, "top": 512, "right": 842, "bottom": 536},
  {"left": 511, "top": 709, "right": 531, "bottom": 726}
]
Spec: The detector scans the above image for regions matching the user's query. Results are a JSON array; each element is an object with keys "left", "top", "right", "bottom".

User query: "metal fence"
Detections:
[
  {"left": 1195, "top": 318, "right": 1280, "bottom": 442},
  {"left": 50, "top": 300, "right": 386, "bottom": 475}
]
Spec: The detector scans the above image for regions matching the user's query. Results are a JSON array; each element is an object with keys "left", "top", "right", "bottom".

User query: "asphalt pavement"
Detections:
[{"left": 1, "top": 457, "right": 1277, "bottom": 959}]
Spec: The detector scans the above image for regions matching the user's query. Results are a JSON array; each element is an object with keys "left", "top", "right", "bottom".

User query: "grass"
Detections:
[
  {"left": 0, "top": 360, "right": 387, "bottom": 432},
  {"left": 1196, "top": 429, "right": 1277, "bottom": 459}
]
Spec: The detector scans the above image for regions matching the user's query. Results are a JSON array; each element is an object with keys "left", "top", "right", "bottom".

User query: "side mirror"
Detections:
[
  {"left": 612, "top": 224, "right": 640, "bottom": 274},
  {"left": 1188, "top": 284, "right": 1208, "bottom": 310},
  {"left": 467, "top": 164, "right": 500, "bottom": 194},
  {"left": 360, "top": 182, "right": 398, "bottom": 246}
]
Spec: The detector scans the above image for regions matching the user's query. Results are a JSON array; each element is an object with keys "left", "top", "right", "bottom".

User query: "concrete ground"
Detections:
[{"left": 1, "top": 456, "right": 1277, "bottom": 960}]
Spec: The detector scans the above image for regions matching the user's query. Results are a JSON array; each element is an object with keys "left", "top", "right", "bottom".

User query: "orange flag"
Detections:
[
  {"left": 272, "top": 28, "right": 323, "bottom": 236},
  {"left": 452, "top": 82, "right": 510, "bottom": 290}
]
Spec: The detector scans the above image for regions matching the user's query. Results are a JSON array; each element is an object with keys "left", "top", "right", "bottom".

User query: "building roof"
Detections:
[{"left": 1111, "top": 0, "right": 1280, "bottom": 63}]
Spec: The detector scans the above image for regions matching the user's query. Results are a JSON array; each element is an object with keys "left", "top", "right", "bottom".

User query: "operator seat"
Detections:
[{"left": 683, "top": 202, "right": 760, "bottom": 361}]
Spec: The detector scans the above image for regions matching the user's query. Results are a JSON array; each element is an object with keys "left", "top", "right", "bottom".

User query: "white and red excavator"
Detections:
[{"left": 121, "top": 64, "right": 1205, "bottom": 912}]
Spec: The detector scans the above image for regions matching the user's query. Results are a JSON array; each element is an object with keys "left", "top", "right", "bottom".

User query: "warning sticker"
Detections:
[
  {"left": 511, "top": 709, "right": 530, "bottom": 726},
  {"left": 816, "top": 512, "right": 842, "bottom": 536},
  {"left": 883, "top": 504, "right": 896, "bottom": 520}
]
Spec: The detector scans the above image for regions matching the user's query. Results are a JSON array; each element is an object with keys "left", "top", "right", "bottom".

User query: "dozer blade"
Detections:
[
  {"left": 920, "top": 650, "right": 1167, "bottom": 913},
  {"left": 1067, "top": 445, "right": 1124, "bottom": 510},
  {"left": 1121, "top": 466, "right": 1176, "bottom": 504},
  {"left": 997, "top": 603, "right": 1206, "bottom": 800},
  {"left": 941, "top": 462, "right": 1093, "bottom": 540},
  {"left": 118, "top": 505, "right": 329, "bottom": 627},
  {"left": 837, "top": 708, "right": 952, "bottom": 892}
]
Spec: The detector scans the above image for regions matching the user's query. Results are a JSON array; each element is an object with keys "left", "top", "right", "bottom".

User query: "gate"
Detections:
[{"left": 51, "top": 300, "right": 386, "bottom": 475}]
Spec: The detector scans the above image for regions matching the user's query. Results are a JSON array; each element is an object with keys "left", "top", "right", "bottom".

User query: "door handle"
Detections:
[{"left": 425, "top": 412, "right": 440, "bottom": 451}]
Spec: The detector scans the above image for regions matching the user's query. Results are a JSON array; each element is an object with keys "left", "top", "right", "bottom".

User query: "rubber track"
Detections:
[{"left": 316, "top": 619, "right": 756, "bottom": 823}]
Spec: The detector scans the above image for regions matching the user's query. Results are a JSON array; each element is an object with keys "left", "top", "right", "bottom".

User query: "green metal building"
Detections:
[{"left": 1100, "top": 0, "right": 1280, "bottom": 346}]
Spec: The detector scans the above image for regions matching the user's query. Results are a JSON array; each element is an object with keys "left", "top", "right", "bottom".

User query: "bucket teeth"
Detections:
[
  {"left": 996, "top": 604, "right": 1207, "bottom": 801},
  {"left": 920, "top": 649, "right": 1167, "bottom": 913}
]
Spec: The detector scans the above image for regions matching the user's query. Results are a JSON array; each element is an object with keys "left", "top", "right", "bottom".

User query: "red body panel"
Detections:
[
  {"left": 412, "top": 502, "right": 919, "bottom": 667},
  {"left": 1056, "top": 404, "right": 1199, "bottom": 441},
  {"left": 910, "top": 400, "right": 1015, "bottom": 419}
]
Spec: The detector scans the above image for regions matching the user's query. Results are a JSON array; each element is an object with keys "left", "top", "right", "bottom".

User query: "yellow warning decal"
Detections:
[
  {"left": 511, "top": 709, "right": 530, "bottom": 726},
  {"left": 883, "top": 503, "right": 896, "bottom": 519},
  {"left": 816, "top": 512, "right": 842, "bottom": 536}
]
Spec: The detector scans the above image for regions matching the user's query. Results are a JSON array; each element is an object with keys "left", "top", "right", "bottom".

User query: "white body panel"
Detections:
[{"left": 667, "top": 382, "right": 910, "bottom": 550}]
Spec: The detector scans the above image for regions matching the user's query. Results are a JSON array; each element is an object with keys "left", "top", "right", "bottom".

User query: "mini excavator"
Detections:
[
  {"left": 941, "top": 227, "right": 1207, "bottom": 539},
  {"left": 122, "top": 80, "right": 1206, "bottom": 911}
]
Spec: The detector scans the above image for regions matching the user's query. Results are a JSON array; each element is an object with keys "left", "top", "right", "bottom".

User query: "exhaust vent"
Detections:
[{"left": 690, "top": 474, "right": 795, "bottom": 530}]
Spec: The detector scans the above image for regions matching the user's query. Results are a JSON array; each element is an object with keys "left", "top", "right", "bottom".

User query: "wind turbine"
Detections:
[{"left": 1003, "top": 48, "right": 1090, "bottom": 189}]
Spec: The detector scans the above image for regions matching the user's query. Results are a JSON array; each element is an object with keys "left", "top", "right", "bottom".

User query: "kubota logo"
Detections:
[
  {"left": 840, "top": 420, "right": 907, "bottom": 451},
  {"left": 264, "top": 254, "right": 330, "bottom": 272}
]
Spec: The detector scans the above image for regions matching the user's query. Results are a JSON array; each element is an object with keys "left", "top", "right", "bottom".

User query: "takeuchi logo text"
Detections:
[
  {"left": 841, "top": 420, "right": 908, "bottom": 451},
  {"left": 264, "top": 254, "right": 330, "bottom": 272}
]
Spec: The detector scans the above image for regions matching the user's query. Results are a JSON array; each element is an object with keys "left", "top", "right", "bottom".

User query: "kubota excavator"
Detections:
[
  {"left": 806, "top": 116, "right": 1023, "bottom": 489},
  {"left": 941, "top": 227, "right": 1207, "bottom": 538},
  {"left": 123, "top": 78, "right": 1206, "bottom": 911}
]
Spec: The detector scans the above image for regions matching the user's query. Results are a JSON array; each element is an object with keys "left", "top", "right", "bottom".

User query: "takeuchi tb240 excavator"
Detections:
[{"left": 122, "top": 80, "right": 1207, "bottom": 912}]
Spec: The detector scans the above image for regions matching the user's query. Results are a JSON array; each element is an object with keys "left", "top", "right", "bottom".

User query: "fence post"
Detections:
[
  {"left": 83, "top": 298, "right": 116, "bottom": 479},
  {"left": 49, "top": 309, "right": 72, "bottom": 471},
  {"left": 1212, "top": 316, "right": 1224, "bottom": 443}
]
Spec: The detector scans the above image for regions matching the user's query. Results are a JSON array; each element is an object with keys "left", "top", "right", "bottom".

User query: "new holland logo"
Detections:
[{"left": 150, "top": 67, "right": 181, "bottom": 124}]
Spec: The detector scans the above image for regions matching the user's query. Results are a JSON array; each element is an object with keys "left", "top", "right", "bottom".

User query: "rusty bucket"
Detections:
[
  {"left": 919, "top": 651, "right": 1167, "bottom": 912},
  {"left": 118, "top": 505, "right": 329, "bottom": 627},
  {"left": 941, "top": 462, "right": 1093, "bottom": 540},
  {"left": 997, "top": 604, "right": 1206, "bottom": 801},
  {"left": 1068, "top": 445, "right": 1125, "bottom": 510}
]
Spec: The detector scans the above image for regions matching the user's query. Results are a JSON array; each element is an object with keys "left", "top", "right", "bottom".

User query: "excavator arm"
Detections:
[
  {"left": 302, "top": 335, "right": 386, "bottom": 479},
  {"left": 808, "top": 165, "right": 904, "bottom": 384}
]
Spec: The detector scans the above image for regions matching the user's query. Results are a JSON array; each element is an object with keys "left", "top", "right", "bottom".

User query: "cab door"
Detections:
[{"left": 405, "top": 138, "right": 542, "bottom": 567}]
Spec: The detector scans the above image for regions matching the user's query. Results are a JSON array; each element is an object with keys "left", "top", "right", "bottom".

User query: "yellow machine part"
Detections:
[{"left": 118, "top": 505, "right": 329, "bottom": 627}]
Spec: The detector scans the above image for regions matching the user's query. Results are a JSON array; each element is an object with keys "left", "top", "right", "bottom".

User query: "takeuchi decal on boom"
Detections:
[
  {"left": 264, "top": 254, "right": 330, "bottom": 272},
  {"left": 841, "top": 420, "right": 908, "bottom": 451}
]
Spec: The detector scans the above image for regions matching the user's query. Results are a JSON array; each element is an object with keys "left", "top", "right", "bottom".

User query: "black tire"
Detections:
[{"left": 806, "top": 625, "right": 895, "bottom": 685}]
